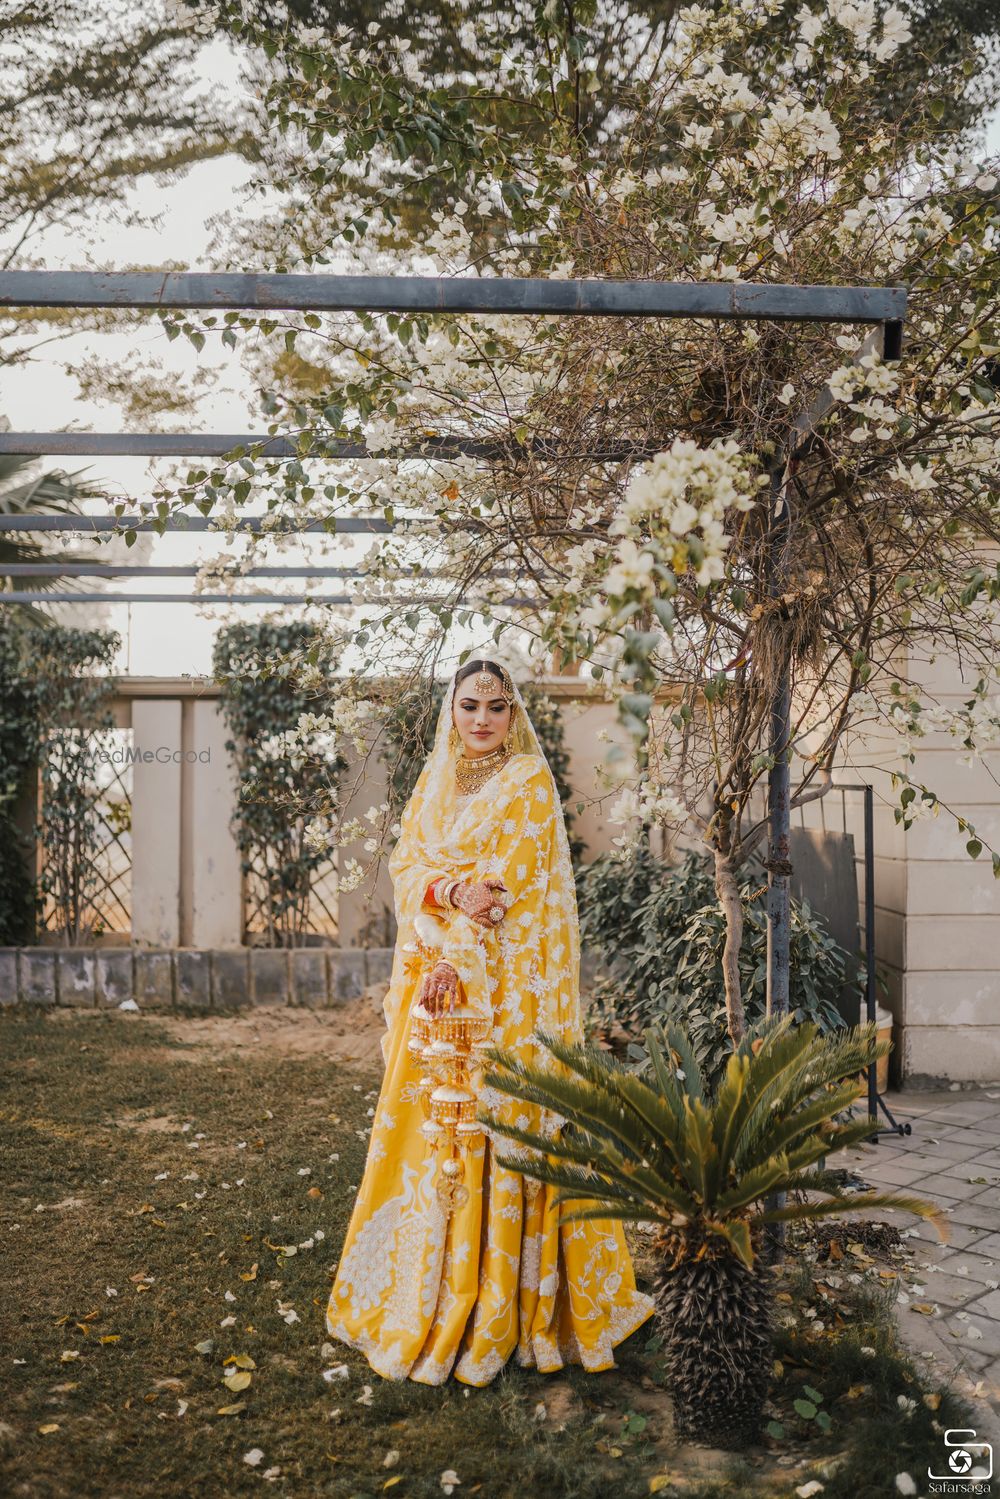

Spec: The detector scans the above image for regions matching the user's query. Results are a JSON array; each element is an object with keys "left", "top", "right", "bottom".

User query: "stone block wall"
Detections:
[{"left": 0, "top": 946, "right": 395, "bottom": 1011}]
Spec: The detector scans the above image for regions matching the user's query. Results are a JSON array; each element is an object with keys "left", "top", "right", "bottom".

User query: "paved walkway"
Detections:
[{"left": 832, "top": 1086, "right": 1000, "bottom": 1444}]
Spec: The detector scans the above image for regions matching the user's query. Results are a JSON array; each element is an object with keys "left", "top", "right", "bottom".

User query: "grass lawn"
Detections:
[{"left": 0, "top": 1004, "right": 977, "bottom": 1498}]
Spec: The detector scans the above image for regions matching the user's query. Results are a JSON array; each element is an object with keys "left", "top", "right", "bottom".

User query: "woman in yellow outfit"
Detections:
[{"left": 325, "top": 654, "right": 655, "bottom": 1386}]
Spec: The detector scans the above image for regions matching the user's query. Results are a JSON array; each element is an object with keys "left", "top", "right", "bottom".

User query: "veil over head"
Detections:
[
  {"left": 384, "top": 648, "right": 583, "bottom": 1141},
  {"left": 406, "top": 650, "right": 547, "bottom": 850}
]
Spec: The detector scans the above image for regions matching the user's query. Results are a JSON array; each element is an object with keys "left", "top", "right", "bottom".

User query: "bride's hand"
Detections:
[
  {"left": 451, "top": 878, "right": 510, "bottom": 929},
  {"left": 419, "top": 959, "right": 461, "bottom": 1015}
]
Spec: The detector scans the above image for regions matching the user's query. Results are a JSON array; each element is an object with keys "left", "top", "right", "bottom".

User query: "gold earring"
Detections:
[{"left": 448, "top": 725, "right": 460, "bottom": 753}]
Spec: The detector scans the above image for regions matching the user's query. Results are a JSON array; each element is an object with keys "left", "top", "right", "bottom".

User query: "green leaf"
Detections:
[
  {"left": 793, "top": 1398, "right": 817, "bottom": 1419},
  {"left": 967, "top": 839, "right": 983, "bottom": 859}
]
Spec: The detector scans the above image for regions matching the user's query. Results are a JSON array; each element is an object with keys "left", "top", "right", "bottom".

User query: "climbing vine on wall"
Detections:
[
  {"left": 214, "top": 620, "right": 345, "bottom": 947},
  {"left": 0, "top": 616, "right": 119, "bottom": 945}
]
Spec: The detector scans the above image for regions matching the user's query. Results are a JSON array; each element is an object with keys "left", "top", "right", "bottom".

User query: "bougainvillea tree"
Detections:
[{"left": 153, "top": 0, "right": 1000, "bottom": 1040}]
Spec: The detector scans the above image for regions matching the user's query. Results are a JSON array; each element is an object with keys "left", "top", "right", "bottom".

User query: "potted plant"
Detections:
[{"left": 478, "top": 1015, "right": 944, "bottom": 1448}]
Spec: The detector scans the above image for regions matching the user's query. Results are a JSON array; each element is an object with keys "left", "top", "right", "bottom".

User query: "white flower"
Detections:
[
  {"left": 874, "top": 4, "right": 911, "bottom": 60},
  {"left": 244, "top": 1449, "right": 265, "bottom": 1467},
  {"left": 682, "top": 122, "right": 714, "bottom": 150},
  {"left": 604, "top": 538, "right": 657, "bottom": 595},
  {"left": 894, "top": 1476, "right": 916, "bottom": 1497},
  {"left": 890, "top": 459, "right": 937, "bottom": 492},
  {"left": 440, "top": 1472, "right": 462, "bottom": 1495}
]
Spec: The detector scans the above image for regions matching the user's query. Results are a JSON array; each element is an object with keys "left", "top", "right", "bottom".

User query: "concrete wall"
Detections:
[
  {"left": 898, "top": 649, "right": 1000, "bottom": 1082},
  {"left": 33, "top": 675, "right": 644, "bottom": 955},
  {"left": 793, "top": 645, "right": 1000, "bottom": 1086}
]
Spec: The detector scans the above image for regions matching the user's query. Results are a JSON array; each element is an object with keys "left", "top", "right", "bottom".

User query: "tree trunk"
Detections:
[{"left": 714, "top": 845, "right": 746, "bottom": 1044}]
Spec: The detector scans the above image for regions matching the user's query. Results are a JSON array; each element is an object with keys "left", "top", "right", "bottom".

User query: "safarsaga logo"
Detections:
[
  {"left": 94, "top": 744, "right": 212, "bottom": 765},
  {"left": 928, "top": 1428, "right": 993, "bottom": 1494}
]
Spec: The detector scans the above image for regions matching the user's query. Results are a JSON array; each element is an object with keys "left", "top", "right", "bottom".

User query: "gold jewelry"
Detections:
[
  {"left": 488, "top": 904, "right": 504, "bottom": 923},
  {"left": 448, "top": 724, "right": 460, "bottom": 753},
  {"left": 471, "top": 666, "right": 515, "bottom": 705},
  {"left": 455, "top": 737, "right": 512, "bottom": 796}
]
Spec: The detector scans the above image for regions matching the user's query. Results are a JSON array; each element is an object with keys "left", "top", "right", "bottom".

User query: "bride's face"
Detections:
[{"left": 452, "top": 686, "right": 512, "bottom": 757}]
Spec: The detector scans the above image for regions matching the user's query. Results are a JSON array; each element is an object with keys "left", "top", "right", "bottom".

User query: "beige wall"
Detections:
[
  {"left": 94, "top": 676, "right": 649, "bottom": 953},
  {"left": 792, "top": 644, "right": 1000, "bottom": 1084},
  {"left": 898, "top": 650, "right": 1000, "bottom": 1082}
]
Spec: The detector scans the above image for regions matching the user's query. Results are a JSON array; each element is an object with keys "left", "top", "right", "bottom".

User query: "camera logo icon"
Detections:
[{"left": 928, "top": 1428, "right": 993, "bottom": 1483}]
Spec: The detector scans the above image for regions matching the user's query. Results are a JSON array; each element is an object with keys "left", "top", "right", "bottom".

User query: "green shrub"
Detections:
[
  {"left": 214, "top": 621, "right": 344, "bottom": 947},
  {"left": 577, "top": 846, "right": 862, "bottom": 1090}
]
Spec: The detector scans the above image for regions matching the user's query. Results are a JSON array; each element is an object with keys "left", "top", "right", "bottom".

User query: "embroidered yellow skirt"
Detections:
[{"left": 325, "top": 985, "right": 656, "bottom": 1387}]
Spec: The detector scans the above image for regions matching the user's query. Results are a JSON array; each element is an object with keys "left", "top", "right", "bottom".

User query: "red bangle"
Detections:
[{"left": 425, "top": 878, "right": 441, "bottom": 906}]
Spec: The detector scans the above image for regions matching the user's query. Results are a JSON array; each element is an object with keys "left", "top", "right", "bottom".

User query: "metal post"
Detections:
[
  {"left": 762, "top": 464, "right": 792, "bottom": 1265},
  {"left": 765, "top": 466, "right": 792, "bottom": 1020},
  {"left": 864, "top": 785, "right": 879, "bottom": 1126}
]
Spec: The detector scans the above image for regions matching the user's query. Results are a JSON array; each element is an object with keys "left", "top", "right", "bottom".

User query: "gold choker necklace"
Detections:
[{"left": 455, "top": 739, "right": 512, "bottom": 796}]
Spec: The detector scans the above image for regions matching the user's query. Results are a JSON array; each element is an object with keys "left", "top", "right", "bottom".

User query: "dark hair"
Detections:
[{"left": 452, "top": 658, "right": 512, "bottom": 694}]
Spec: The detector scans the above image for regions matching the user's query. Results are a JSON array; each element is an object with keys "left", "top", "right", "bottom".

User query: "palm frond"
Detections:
[
  {"left": 487, "top": 1114, "right": 698, "bottom": 1217},
  {"left": 757, "top": 1190, "right": 948, "bottom": 1232},
  {"left": 712, "top": 1154, "right": 793, "bottom": 1215},
  {"left": 557, "top": 1203, "right": 666, "bottom": 1228},
  {"left": 491, "top": 1149, "right": 649, "bottom": 1210},
  {"left": 704, "top": 1216, "right": 754, "bottom": 1270},
  {"left": 644, "top": 1019, "right": 706, "bottom": 1107},
  {"left": 481, "top": 1052, "right": 653, "bottom": 1161}
]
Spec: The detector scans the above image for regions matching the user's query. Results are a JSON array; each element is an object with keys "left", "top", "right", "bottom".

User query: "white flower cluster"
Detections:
[
  {"left": 614, "top": 437, "right": 758, "bottom": 542},
  {"left": 696, "top": 200, "right": 773, "bottom": 247},
  {"left": 793, "top": 0, "right": 911, "bottom": 69},
  {"left": 684, "top": 63, "right": 761, "bottom": 113},
  {"left": 861, "top": 685, "right": 1000, "bottom": 767},
  {"left": 826, "top": 351, "right": 901, "bottom": 439},
  {"left": 573, "top": 439, "right": 760, "bottom": 637},
  {"left": 606, "top": 783, "right": 688, "bottom": 856},
  {"left": 328, "top": 696, "right": 380, "bottom": 754},
  {"left": 829, "top": 0, "right": 911, "bottom": 60},
  {"left": 754, "top": 98, "right": 842, "bottom": 166},
  {"left": 257, "top": 717, "right": 339, "bottom": 773}
]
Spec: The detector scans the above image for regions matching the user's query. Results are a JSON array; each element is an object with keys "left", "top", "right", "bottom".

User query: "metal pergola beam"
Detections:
[
  {"left": 0, "top": 431, "right": 658, "bottom": 461},
  {"left": 0, "top": 271, "right": 906, "bottom": 346},
  {"left": 0, "top": 591, "right": 536, "bottom": 606},
  {"left": 0, "top": 514, "right": 395, "bottom": 533},
  {"left": 0, "top": 563, "right": 463, "bottom": 578}
]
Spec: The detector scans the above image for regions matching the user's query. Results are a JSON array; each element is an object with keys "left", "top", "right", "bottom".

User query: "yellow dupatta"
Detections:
[{"left": 326, "top": 658, "right": 655, "bottom": 1385}]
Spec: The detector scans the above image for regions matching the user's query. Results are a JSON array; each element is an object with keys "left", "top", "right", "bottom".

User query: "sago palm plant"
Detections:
[{"left": 478, "top": 1014, "right": 944, "bottom": 1448}]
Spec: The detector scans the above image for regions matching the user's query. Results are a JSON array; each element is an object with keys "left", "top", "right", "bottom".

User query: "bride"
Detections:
[{"left": 325, "top": 654, "right": 655, "bottom": 1386}]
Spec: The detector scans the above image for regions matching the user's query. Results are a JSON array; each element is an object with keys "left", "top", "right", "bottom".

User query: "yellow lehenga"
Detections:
[{"left": 325, "top": 661, "right": 655, "bottom": 1386}]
